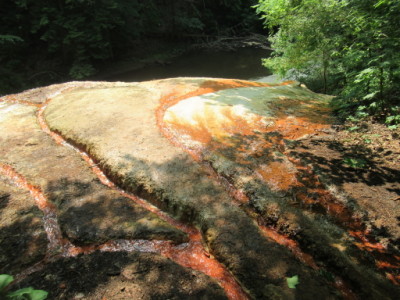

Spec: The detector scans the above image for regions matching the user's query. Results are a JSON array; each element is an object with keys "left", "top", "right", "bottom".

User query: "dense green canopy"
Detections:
[
  {"left": 0, "top": 0, "right": 260, "bottom": 94},
  {"left": 255, "top": 0, "right": 400, "bottom": 125}
]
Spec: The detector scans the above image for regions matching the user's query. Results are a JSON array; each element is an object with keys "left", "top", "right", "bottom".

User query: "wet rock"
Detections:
[{"left": 16, "top": 251, "right": 227, "bottom": 299}]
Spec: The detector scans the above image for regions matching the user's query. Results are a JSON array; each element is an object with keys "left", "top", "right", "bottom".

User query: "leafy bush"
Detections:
[
  {"left": 343, "top": 157, "right": 367, "bottom": 169},
  {"left": 0, "top": 274, "right": 48, "bottom": 300},
  {"left": 255, "top": 0, "right": 400, "bottom": 124}
]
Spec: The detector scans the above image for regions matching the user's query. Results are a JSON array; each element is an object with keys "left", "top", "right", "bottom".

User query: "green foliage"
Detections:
[
  {"left": 385, "top": 106, "right": 400, "bottom": 128},
  {"left": 255, "top": 0, "right": 400, "bottom": 124},
  {"left": 0, "top": 274, "right": 48, "bottom": 300},
  {"left": 69, "top": 63, "right": 96, "bottom": 79},
  {"left": 286, "top": 275, "right": 299, "bottom": 289},
  {"left": 0, "top": 274, "right": 14, "bottom": 291},
  {"left": 0, "top": 0, "right": 262, "bottom": 94},
  {"left": 0, "top": 35, "right": 24, "bottom": 45},
  {"left": 255, "top": 0, "right": 346, "bottom": 93},
  {"left": 343, "top": 157, "right": 367, "bottom": 169}
]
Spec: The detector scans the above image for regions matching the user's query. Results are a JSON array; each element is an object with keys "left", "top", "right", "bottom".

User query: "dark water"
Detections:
[{"left": 108, "top": 47, "right": 272, "bottom": 82}]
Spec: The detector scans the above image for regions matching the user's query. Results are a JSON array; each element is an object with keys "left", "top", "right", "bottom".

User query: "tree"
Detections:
[
  {"left": 255, "top": 0, "right": 400, "bottom": 125},
  {"left": 0, "top": 0, "right": 263, "bottom": 95}
]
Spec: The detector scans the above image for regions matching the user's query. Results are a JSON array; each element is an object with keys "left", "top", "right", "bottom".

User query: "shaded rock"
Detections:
[
  {"left": 163, "top": 82, "right": 400, "bottom": 299},
  {"left": 0, "top": 180, "right": 47, "bottom": 275},
  {"left": 16, "top": 251, "right": 227, "bottom": 299},
  {"left": 46, "top": 178, "right": 187, "bottom": 245}
]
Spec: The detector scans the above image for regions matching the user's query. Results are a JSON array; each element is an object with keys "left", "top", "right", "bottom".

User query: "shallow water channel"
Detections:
[{"left": 108, "top": 47, "right": 272, "bottom": 82}]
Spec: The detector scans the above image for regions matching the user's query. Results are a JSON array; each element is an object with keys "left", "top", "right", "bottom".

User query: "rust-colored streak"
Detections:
[
  {"left": 0, "top": 95, "right": 41, "bottom": 107},
  {"left": 259, "top": 224, "right": 358, "bottom": 300},
  {"left": 259, "top": 225, "right": 318, "bottom": 270},
  {"left": 0, "top": 163, "right": 73, "bottom": 254},
  {"left": 157, "top": 78, "right": 400, "bottom": 293},
  {"left": 156, "top": 79, "right": 294, "bottom": 162},
  {"left": 159, "top": 241, "right": 247, "bottom": 300},
  {"left": 36, "top": 96, "right": 248, "bottom": 300},
  {"left": 386, "top": 273, "right": 400, "bottom": 286},
  {"left": 0, "top": 164, "right": 50, "bottom": 211},
  {"left": 38, "top": 99, "right": 67, "bottom": 145},
  {"left": 290, "top": 158, "right": 400, "bottom": 284}
]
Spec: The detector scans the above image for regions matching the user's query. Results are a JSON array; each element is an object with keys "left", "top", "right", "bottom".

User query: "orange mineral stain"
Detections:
[
  {"left": 156, "top": 79, "right": 294, "bottom": 162},
  {"left": 0, "top": 163, "right": 74, "bottom": 254},
  {"left": 270, "top": 116, "right": 329, "bottom": 140},
  {"left": 157, "top": 79, "right": 360, "bottom": 299},
  {"left": 256, "top": 161, "right": 300, "bottom": 191},
  {"left": 36, "top": 95, "right": 249, "bottom": 300},
  {"left": 160, "top": 79, "right": 331, "bottom": 196},
  {"left": 157, "top": 79, "right": 400, "bottom": 294},
  {"left": 386, "top": 273, "right": 400, "bottom": 285},
  {"left": 0, "top": 95, "right": 41, "bottom": 107},
  {"left": 259, "top": 224, "right": 318, "bottom": 270},
  {"left": 159, "top": 241, "right": 247, "bottom": 300}
]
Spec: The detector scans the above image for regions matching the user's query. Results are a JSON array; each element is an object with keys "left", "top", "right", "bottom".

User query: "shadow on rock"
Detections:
[
  {"left": 106, "top": 153, "right": 340, "bottom": 299},
  {"left": 0, "top": 211, "right": 47, "bottom": 275},
  {"left": 16, "top": 251, "right": 227, "bottom": 300},
  {"left": 45, "top": 178, "right": 187, "bottom": 246},
  {"left": 0, "top": 192, "right": 10, "bottom": 211},
  {"left": 186, "top": 128, "right": 400, "bottom": 299},
  {"left": 291, "top": 139, "right": 400, "bottom": 187}
]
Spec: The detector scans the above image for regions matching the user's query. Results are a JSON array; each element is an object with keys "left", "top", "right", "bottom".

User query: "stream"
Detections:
[{"left": 105, "top": 47, "right": 272, "bottom": 82}]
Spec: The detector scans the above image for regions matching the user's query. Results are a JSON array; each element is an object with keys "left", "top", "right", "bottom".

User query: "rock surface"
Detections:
[
  {"left": 0, "top": 100, "right": 187, "bottom": 248},
  {"left": 1, "top": 78, "right": 399, "bottom": 299},
  {"left": 0, "top": 179, "right": 47, "bottom": 274},
  {"left": 16, "top": 251, "right": 228, "bottom": 300}
]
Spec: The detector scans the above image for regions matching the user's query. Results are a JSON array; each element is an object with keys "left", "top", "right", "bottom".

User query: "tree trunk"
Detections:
[{"left": 322, "top": 51, "right": 328, "bottom": 94}]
